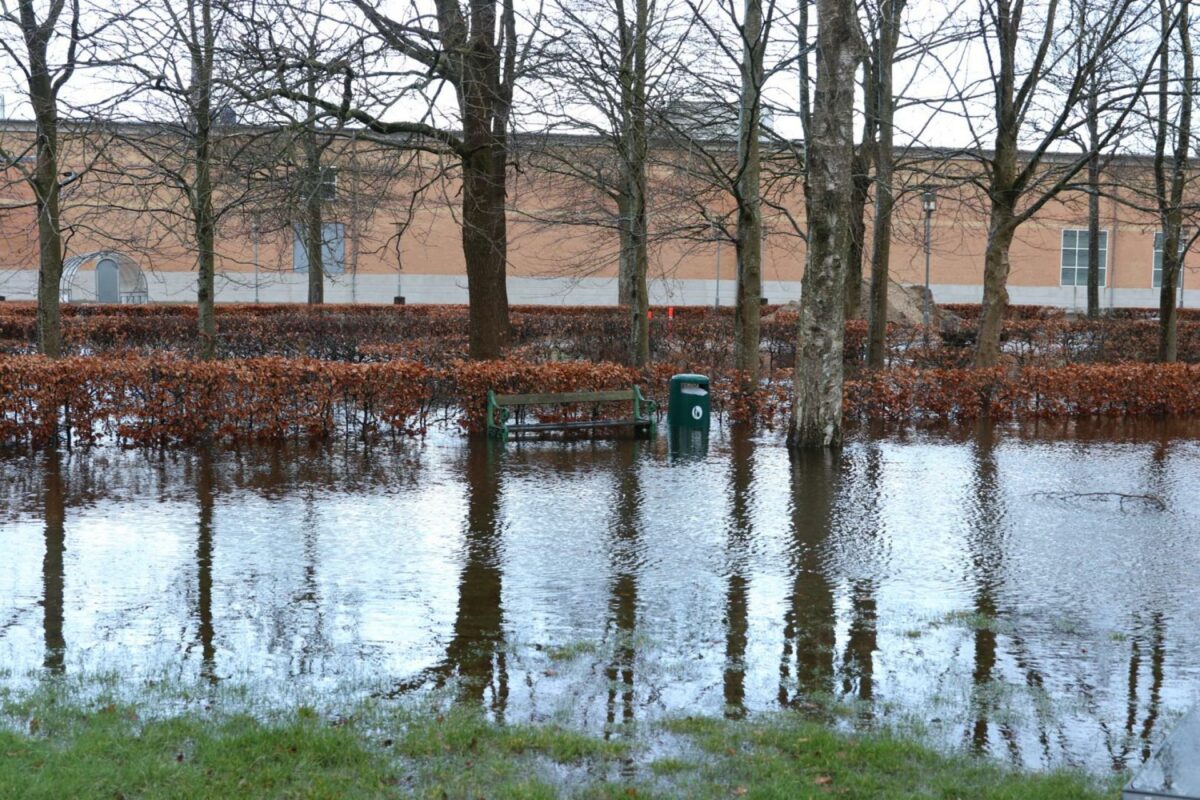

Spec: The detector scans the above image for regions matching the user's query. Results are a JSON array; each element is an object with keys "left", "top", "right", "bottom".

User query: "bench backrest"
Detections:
[{"left": 492, "top": 389, "right": 635, "bottom": 406}]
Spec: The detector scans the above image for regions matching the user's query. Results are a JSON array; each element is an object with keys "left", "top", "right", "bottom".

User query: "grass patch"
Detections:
[
  {"left": 544, "top": 640, "right": 601, "bottom": 662},
  {"left": 661, "top": 714, "right": 1122, "bottom": 799},
  {"left": 0, "top": 686, "right": 1125, "bottom": 799}
]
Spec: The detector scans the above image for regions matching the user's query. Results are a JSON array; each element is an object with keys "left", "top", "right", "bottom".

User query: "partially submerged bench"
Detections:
[{"left": 486, "top": 387, "right": 657, "bottom": 441}]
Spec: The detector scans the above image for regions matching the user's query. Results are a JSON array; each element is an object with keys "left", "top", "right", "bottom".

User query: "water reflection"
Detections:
[
  {"left": 723, "top": 429, "right": 752, "bottom": 719},
  {"left": 41, "top": 450, "right": 65, "bottom": 674},
  {"left": 966, "top": 420, "right": 1006, "bottom": 757},
  {"left": 3, "top": 422, "right": 1200, "bottom": 775},
  {"left": 445, "top": 440, "right": 508, "bottom": 714},
  {"left": 195, "top": 447, "right": 217, "bottom": 683},
  {"left": 779, "top": 447, "right": 838, "bottom": 705},
  {"left": 605, "top": 441, "right": 641, "bottom": 728}
]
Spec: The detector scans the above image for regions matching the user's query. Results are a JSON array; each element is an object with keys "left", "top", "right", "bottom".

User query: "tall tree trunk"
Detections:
[
  {"left": 867, "top": 0, "right": 903, "bottom": 369},
  {"left": 1155, "top": 0, "right": 1191, "bottom": 362},
  {"left": 977, "top": 206, "right": 1016, "bottom": 368},
  {"left": 458, "top": 0, "right": 512, "bottom": 360},
  {"left": 845, "top": 152, "right": 869, "bottom": 319},
  {"left": 32, "top": 109, "right": 64, "bottom": 358},
  {"left": 790, "top": 0, "right": 859, "bottom": 448},
  {"left": 303, "top": 95, "right": 325, "bottom": 305},
  {"left": 733, "top": 0, "right": 764, "bottom": 394},
  {"left": 462, "top": 149, "right": 510, "bottom": 360},
  {"left": 22, "top": 0, "right": 66, "bottom": 358},
  {"left": 192, "top": 0, "right": 217, "bottom": 360},
  {"left": 975, "top": 134, "right": 1018, "bottom": 367},
  {"left": 617, "top": 0, "right": 650, "bottom": 366},
  {"left": 1086, "top": 89, "right": 1101, "bottom": 319}
]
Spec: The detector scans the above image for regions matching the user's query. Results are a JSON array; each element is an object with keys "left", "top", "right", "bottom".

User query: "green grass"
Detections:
[
  {"left": 660, "top": 715, "right": 1123, "bottom": 799},
  {"left": 0, "top": 689, "right": 1125, "bottom": 799}
]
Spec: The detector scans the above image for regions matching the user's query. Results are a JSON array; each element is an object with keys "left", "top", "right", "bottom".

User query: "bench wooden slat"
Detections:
[
  {"left": 494, "top": 390, "right": 633, "bottom": 406},
  {"left": 508, "top": 418, "right": 651, "bottom": 432}
]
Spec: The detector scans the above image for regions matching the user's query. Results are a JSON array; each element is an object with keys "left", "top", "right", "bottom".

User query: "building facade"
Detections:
[{"left": 0, "top": 121, "right": 1194, "bottom": 309}]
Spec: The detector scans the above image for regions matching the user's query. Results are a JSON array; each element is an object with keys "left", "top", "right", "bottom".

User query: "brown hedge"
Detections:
[
  {"left": 0, "top": 356, "right": 433, "bottom": 447},
  {"left": 3, "top": 303, "right": 1200, "bottom": 370},
  {"left": 3, "top": 353, "right": 1199, "bottom": 448}
]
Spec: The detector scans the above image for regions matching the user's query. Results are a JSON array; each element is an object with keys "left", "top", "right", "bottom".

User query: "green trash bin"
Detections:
[{"left": 668, "top": 374, "right": 711, "bottom": 430}]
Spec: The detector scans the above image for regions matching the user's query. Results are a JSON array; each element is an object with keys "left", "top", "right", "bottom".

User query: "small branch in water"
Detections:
[{"left": 1032, "top": 491, "right": 1167, "bottom": 512}]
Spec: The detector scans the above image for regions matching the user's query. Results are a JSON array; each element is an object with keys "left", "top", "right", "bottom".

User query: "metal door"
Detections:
[{"left": 96, "top": 258, "right": 119, "bottom": 303}]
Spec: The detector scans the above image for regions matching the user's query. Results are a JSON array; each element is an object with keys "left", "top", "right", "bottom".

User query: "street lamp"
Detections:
[{"left": 922, "top": 190, "right": 937, "bottom": 345}]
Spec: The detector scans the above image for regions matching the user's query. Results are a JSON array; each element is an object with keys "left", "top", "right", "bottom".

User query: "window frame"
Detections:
[{"left": 1059, "top": 228, "right": 1108, "bottom": 288}]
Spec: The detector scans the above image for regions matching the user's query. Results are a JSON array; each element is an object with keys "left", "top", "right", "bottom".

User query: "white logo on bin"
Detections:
[{"left": 691, "top": 406, "right": 703, "bottom": 421}]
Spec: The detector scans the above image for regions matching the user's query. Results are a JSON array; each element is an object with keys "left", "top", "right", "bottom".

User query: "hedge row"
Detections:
[
  {"left": 4, "top": 303, "right": 1199, "bottom": 369},
  {"left": 3, "top": 355, "right": 1199, "bottom": 448},
  {"left": 0, "top": 357, "right": 434, "bottom": 447}
]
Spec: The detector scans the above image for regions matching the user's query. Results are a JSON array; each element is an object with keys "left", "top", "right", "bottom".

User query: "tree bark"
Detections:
[
  {"left": 617, "top": 0, "right": 650, "bottom": 366},
  {"left": 192, "top": 0, "right": 217, "bottom": 360},
  {"left": 975, "top": 115, "right": 1019, "bottom": 367},
  {"left": 1155, "top": 0, "right": 1191, "bottom": 362},
  {"left": 790, "top": 0, "right": 859, "bottom": 449},
  {"left": 733, "top": 0, "right": 764, "bottom": 393},
  {"left": 866, "top": 0, "right": 903, "bottom": 369},
  {"left": 20, "top": 0, "right": 70, "bottom": 358},
  {"left": 32, "top": 102, "right": 64, "bottom": 358},
  {"left": 454, "top": 0, "right": 513, "bottom": 359},
  {"left": 303, "top": 93, "right": 325, "bottom": 305},
  {"left": 845, "top": 151, "right": 869, "bottom": 320}
]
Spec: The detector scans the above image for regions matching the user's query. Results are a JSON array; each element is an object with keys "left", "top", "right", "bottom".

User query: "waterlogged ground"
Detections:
[{"left": 2, "top": 419, "right": 1199, "bottom": 778}]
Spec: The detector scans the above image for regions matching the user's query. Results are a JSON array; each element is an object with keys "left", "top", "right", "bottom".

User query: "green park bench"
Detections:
[{"left": 486, "top": 387, "right": 657, "bottom": 441}]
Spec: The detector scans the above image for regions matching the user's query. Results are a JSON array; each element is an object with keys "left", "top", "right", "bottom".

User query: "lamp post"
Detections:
[{"left": 922, "top": 190, "right": 937, "bottom": 346}]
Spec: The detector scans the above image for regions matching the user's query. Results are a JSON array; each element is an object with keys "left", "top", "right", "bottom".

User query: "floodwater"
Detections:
[{"left": 2, "top": 420, "right": 1200, "bottom": 775}]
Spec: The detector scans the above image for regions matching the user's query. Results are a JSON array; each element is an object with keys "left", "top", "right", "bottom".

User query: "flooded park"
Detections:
[{"left": 3, "top": 418, "right": 1198, "bottom": 781}]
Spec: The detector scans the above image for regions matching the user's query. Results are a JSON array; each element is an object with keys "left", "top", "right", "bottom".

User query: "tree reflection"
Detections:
[
  {"left": 724, "top": 429, "right": 754, "bottom": 719},
  {"left": 195, "top": 446, "right": 217, "bottom": 683},
  {"left": 605, "top": 441, "right": 643, "bottom": 728},
  {"left": 965, "top": 420, "right": 1003, "bottom": 755},
  {"left": 840, "top": 437, "right": 882, "bottom": 708},
  {"left": 441, "top": 439, "right": 508, "bottom": 715},
  {"left": 779, "top": 448, "right": 838, "bottom": 706},
  {"left": 42, "top": 449, "right": 66, "bottom": 674}
]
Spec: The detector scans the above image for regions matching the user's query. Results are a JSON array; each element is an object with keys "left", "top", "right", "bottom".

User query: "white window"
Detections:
[
  {"left": 1061, "top": 229, "right": 1107, "bottom": 287},
  {"left": 293, "top": 222, "right": 346, "bottom": 274}
]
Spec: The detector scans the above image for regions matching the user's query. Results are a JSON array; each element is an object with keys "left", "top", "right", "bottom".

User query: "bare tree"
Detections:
[
  {"left": 526, "top": 0, "right": 694, "bottom": 365},
  {"left": 961, "top": 0, "right": 1156, "bottom": 367},
  {"left": 864, "top": 0, "right": 905, "bottom": 367},
  {"left": 1153, "top": 0, "right": 1192, "bottom": 361},
  {"left": 661, "top": 0, "right": 799, "bottom": 395},
  {"left": 321, "top": 0, "right": 542, "bottom": 359},
  {"left": 790, "top": 0, "right": 859, "bottom": 448},
  {"left": 92, "top": 0, "right": 278, "bottom": 358},
  {"left": 0, "top": 0, "right": 81, "bottom": 357}
]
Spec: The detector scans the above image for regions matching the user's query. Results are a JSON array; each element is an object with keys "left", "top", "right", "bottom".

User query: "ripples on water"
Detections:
[{"left": 2, "top": 419, "right": 1199, "bottom": 774}]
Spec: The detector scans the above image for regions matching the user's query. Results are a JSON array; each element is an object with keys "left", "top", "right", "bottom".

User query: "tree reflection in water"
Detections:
[
  {"left": 195, "top": 446, "right": 217, "bottom": 683},
  {"left": 723, "top": 429, "right": 753, "bottom": 719},
  {"left": 605, "top": 441, "right": 643, "bottom": 729},
  {"left": 41, "top": 449, "right": 66, "bottom": 675},
  {"left": 778, "top": 447, "right": 838, "bottom": 706},
  {"left": 442, "top": 439, "right": 509, "bottom": 715}
]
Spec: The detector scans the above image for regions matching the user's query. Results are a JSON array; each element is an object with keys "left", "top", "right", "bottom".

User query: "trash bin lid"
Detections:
[{"left": 671, "top": 373, "right": 709, "bottom": 384}]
